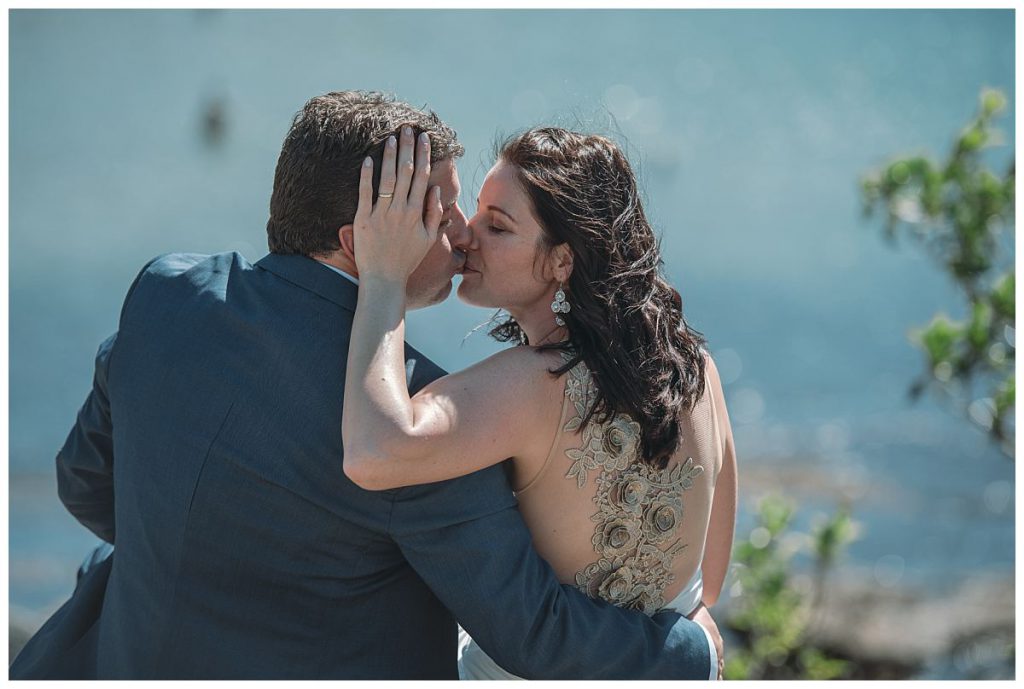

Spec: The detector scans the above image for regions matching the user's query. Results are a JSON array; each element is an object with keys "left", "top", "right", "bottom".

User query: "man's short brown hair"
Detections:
[{"left": 266, "top": 91, "right": 464, "bottom": 256}]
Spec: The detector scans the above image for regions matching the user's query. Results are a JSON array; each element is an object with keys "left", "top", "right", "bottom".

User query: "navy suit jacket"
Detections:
[{"left": 11, "top": 252, "right": 711, "bottom": 679}]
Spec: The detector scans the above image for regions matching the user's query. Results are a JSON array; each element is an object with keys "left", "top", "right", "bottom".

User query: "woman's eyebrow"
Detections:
[{"left": 486, "top": 205, "right": 516, "bottom": 223}]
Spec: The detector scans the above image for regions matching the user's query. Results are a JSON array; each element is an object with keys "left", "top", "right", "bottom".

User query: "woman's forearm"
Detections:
[{"left": 342, "top": 276, "right": 417, "bottom": 471}]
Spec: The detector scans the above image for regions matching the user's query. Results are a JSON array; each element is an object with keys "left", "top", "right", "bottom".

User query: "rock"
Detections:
[
  {"left": 715, "top": 568, "right": 1013, "bottom": 679},
  {"left": 916, "top": 625, "right": 1015, "bottom": 680},
  {"left": 8, "top": 605, "right": 53, "bottom": 667},
  {"left": 806, "top": 570, "right": 1014, "bottom": 673},
  {"left": 9, "top": 623, "right": 34, "bottom": 666}
]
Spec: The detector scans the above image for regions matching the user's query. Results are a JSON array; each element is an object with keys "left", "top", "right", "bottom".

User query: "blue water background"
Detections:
[{"left": 10, "top": 9, "right": 1015, "bottom": 614}]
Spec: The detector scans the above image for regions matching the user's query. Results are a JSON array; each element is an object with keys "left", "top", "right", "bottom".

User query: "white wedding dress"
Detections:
[
  {"left": 456, "top": 352, "right": 723, "bottom": 681},
  {"left": 457, "top": 567, "right": 705, "bottom": 680}
]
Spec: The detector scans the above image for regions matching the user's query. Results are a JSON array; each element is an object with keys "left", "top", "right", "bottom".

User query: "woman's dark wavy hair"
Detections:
[{"left": 490, "top": 127, "right": 707, "bottom": 469}]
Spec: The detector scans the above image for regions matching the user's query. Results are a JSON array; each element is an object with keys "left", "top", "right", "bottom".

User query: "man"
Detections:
[{"left": 11, "top": 91, "right": 722, "bottom": 679}]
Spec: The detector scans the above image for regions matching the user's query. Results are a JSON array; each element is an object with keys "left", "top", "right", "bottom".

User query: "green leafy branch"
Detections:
[
  {"left": 724, "top": 496, "right": 860, "bottom": 680},
  {"left": 860, "top": 88, "right": 1015, "bottom": 457}
]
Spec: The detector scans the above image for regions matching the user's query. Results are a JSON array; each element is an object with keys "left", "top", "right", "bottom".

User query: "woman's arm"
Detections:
[
  {"left": 700, "top": 356, "right": 737, "bottom": 607},
  {"left": 341, "top": 127, "right": 550, "bottom": 490},
  {"left": 343, "top": 304, "right": 553, "bottom": 490}
]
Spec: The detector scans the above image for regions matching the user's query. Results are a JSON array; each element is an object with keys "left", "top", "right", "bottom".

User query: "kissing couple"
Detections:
[{"left": 11, "top": 91, "right": 737, "bottom": 680}]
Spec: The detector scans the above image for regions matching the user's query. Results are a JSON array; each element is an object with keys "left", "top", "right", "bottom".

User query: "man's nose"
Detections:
[{"left": 448, "top": 206, "right": 474, "bottom": 250}]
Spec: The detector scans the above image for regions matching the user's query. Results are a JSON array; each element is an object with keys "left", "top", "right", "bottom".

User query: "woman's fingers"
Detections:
[
  {"left": 423, "top": 186, "right": 442, "bottom": 243},
  {"left": 354, "top": 156, "right": 374, "bottom": 225},
  {"left": 407, "top": 132, "right": 432, "bottom": 210},
  {"left": 377, "top": 134, "right": 398, "bottom": 204},
  {"left": 392, "top": 126, "right": 416, "bottom": 205}
]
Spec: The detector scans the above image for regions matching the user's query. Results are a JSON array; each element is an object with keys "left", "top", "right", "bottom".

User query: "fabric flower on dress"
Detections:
[
  {"left": 593, "top": 515, "right": 642, "bottom": 560},
  {"left": 586, "top": 425, "right": 612, "bottom": 466},
  {"left": 621, "top": 582, "right": 663, "bottom": 616},
  {"left": 609, "top": 470, "right": 649, "bottom": 516},
  {"left": 596, "top": 566, "right": 636, "bottom": 606},
  {"left": 565, "top": 375, "right": 585, "bottom": 402},
  {"left": 602, "top": 414, "right": 641, "bottom": 462},
  {"left": 564, "top": 356, "right": 705, "bottom": 616},
  {"left": 563, "top": 360, "right": 640, "bottom": 487},
  {"left": 574, "top": 558, "right": 614, "bottom": 598},
  {"left": 643, "top": 492, "right": 685, "bottom": 545}
]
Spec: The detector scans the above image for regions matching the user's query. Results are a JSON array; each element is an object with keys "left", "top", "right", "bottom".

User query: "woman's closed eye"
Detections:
[{"left": 488, "top": 225, "right": 506, "bottom": 235}]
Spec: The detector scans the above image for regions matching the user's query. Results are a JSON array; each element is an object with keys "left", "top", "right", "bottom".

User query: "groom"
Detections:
[{"left": 11, "top": 91, "right": 721, "bottom": 679}]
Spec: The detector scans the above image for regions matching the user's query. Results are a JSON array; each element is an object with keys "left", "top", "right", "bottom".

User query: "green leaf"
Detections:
[
  {"left": 990, "top": 272, "right": 1015, "bottom": 320},
  {"left": 994, "top": 375, "right": 1015, "bottom": 417},
  {"left": 759, "top": 496, "right": 794, "bottom": 537},
  {"left": 914, "top": 314, "right": 962, "bottom": 366},
  {"left": 723, "top": 652, "right": 752, "bottom": 680},
  {"left": 888, "top": 161, "right": 911, "bottom": 185},
  {"left": 801, "top": 648, "right": 849, "bottom": 680},
  {"left": 960, "top": 125, "right": 986, "bottom": 152},
  {"left": 922, "top": 167, "right": 943, "bottom": 215},
  {"left": 982, "top": 89, "right": 1008, "bottom": 117},
  {"left": 811, "top": 506, "right": 858, "bottom": 566},
  {"left": 967, "top": 301, "right": 993, "bottom": 351}
]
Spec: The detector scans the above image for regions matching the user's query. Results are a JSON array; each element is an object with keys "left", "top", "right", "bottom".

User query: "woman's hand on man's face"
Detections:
[{"left": 352, "top": 125, "right": 443, "bottom": 283}]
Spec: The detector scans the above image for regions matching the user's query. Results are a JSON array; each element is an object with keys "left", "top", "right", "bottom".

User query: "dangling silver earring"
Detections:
[{"left": 551, "top": 282, "right": 571, "bottom": 326}]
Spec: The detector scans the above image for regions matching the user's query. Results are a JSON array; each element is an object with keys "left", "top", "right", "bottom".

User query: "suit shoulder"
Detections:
[
  {"left": 119, "top": 252, "right": 251, "bottom": 324},
  {"left": 129, "top": 251, "right": 252, "bottom": 294},
  {"left": 141, "top": 251, "right": 249, "bottom": 279}
]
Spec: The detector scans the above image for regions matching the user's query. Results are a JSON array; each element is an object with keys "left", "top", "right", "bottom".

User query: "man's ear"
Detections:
[
  {"left": 551, "top": 243, "right": 574, "bottom": 283},
  {"left": 338, "top": 224, "right": 356, "bottom": 262}
]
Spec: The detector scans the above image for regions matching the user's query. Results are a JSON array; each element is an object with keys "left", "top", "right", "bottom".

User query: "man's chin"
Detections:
[
  {"left": 410, "top": 279, "right": 453, "bottom": 310},
  {"left": 435, "top": 279, "right": 453, "bottom": 303}
]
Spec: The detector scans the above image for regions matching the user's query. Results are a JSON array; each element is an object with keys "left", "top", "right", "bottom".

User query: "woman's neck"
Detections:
[{"left": 508, "top": 299, "right": 567, "bottom": 347}]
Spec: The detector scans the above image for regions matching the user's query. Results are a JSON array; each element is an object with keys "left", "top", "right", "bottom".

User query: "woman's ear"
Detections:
[{"left": 551, "top": 243, "right": 574, "bottom": 283}]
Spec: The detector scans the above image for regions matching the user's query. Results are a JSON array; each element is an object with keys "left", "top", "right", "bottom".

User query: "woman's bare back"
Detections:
[{"left": 512, "top": 351, "right": 732, "bottom": 615}]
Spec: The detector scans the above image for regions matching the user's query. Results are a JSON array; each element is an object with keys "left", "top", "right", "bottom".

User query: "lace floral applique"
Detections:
[
  {"left": 561, "top": 353, "right": 705, "bottom": 615},
  {"left": 562, "top": 356, "right": 641, "bottom": 488}
]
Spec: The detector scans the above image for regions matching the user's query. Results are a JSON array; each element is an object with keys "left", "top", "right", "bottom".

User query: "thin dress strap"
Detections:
[
  {"left": 705, "top": 363, "right": 724, "bottom": 486},
  {"left": 514, "top": 359, "right": 577, "bottom": 494}
]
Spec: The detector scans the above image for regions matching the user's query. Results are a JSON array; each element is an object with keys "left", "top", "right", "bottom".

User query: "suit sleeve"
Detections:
[
  {"left": 388, "top": 467, "right": 712, "bottom": 680},
  {"left": 54, "top": 256, "right": 165, "bottom": 543},
  {"left": 56, "top": 332, "right": 118, "bottom": 544}
]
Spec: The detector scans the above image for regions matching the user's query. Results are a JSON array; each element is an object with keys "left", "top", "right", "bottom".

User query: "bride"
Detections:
[{"left": 342, "top": 125, "right": 737, "bottom": 680}]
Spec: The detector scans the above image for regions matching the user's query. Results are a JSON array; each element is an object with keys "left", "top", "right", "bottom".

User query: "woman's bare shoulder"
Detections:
[
  {"left": 474, "top": 344, "right": 568, "bottom": 369},
  {"left": 444, "top": 346, "right": 570, "bottom": 414},
  {"left": 469, "top": 345, "right": 572, "bottom": 386}
]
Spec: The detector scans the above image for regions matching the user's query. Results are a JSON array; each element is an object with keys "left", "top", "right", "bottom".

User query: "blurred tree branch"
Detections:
[
  {"left": 860, "top": 88, "right": 1015, "bottom": 458},
  {"left": 724, "top": 496, "right": 860, "bottom": 680}
]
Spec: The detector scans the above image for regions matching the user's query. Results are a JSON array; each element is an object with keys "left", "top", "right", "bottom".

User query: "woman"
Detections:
[{"left": 343, "top": 126, "right": 737, "bottom": 680}]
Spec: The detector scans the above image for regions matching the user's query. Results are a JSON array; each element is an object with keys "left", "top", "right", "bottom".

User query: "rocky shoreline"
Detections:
[
  {"left": 715, "top": 568, "right": 1015, "bottom": 680},
  {"left": 11, "top": 571, "right": 1013, "bottom": 678},
  {"left": 9, "top": 626, "right": 34, "bottom": 668}
]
